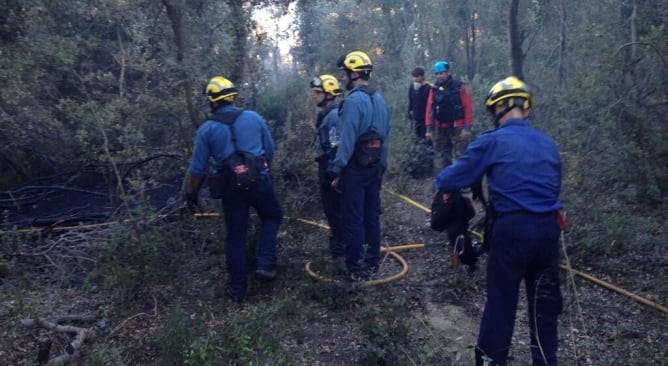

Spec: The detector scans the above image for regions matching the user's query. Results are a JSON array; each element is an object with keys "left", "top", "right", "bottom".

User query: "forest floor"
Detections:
[{"left": 0, "top": 173, "right": 666, "bottom": 365}]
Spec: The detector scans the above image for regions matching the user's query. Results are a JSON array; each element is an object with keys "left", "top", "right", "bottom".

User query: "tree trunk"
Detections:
[
  {"left": 630, "top": 0, "right": 638, "bottom": 61},
  {"left": 466, "top": 9, "right": 477, "bottom": 82},
  {"left": 228, "top": 1, "right": 247, "bottom": 85},
  {"left": 508, "top": 0, "right": 523, "bottom": 79},
  {"left": 558, "top": 0, "right": 567, "bottom": 86},
  {"left": 162, "top": 0, "right": 198, "bottom": 129}
]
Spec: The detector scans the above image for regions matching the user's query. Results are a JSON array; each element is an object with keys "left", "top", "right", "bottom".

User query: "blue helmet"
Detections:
[{"left": 433, "top": 61, "right": 450, "bottom": 73}]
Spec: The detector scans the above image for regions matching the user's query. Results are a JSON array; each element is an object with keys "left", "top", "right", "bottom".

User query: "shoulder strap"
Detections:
[
  {"left": 339, "top": 86, "right": 380, "bottom": 134},
  {"left": 346, "top": 85, "right": 376, "bottom": 109},
  {"left": 209, "top": 109, "right": 244, "bottom": 150}
]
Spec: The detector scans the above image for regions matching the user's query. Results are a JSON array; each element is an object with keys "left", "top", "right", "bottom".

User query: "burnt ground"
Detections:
[
  {"left": 1, "top": 173, "right": 183, "bottom": 230},
  {"left": 0, "top": 172, "right": 666, "bottom": 365}
]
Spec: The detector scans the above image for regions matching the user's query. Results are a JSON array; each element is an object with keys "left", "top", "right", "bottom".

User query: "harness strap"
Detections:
[{"left": 208, "top": 109, "right": 244, "bottom": 150}]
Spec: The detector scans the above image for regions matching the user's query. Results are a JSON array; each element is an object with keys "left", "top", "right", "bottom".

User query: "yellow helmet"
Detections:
[
  {"left": 485, "top": 76, "right": 534, "bottom": 113},
  {"left": 337, "top": 51, "right": 373, "bottom": 73},
  {"left": 204, "top": 76, "right": 238, "bottom": 103},
  {"left": 310, "top": 74, "right": 343, "bottom": 96}
]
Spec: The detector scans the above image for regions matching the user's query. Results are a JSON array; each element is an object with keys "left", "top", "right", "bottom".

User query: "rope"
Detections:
[{"left": 382, "top": 186, "right": 668, "bottom": 314}]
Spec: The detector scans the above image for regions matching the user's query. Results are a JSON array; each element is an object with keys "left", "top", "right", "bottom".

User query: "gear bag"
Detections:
[
  {"left": 208, "top": 110, "right": 267, "bottom": 194},
  {"left": 431, "top": 79, "right": 464, "bottom": 123},
  {"left": 452, "top": 231, "right": 482, "bottom": 268},
  {"left": 430, "top": 189, "right": 475, "bottom": 232},
  {"left": 354, "top": 129, "right": 383, "bottom": 166}
]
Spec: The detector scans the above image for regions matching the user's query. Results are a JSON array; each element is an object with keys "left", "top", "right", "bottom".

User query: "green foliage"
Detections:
[
  {"left": 215, "top": 301, "right": 292, "bottom": 364},
  {"left": 1, "top": 1, "right": 667, "bottom": 364},
  {"left": 88, "top": 347, "right": 125, "bottom": 366},
  {"left": 397, "top": 137, "right": 436, "bottom": 180},
  {"left": 179, "top": 301, "right": 293, "bottom": 365},
  {"left": 0, "top": 289, "right": 36, "bottom": 321},
  {"left": 93, "top": 222, "right": 184, "bottom": 301},
  {"left": 183, "top": 333, "right": 225, "bottom": 366},
  {"left": 262, "top": 77, "right": 320, "bottom": 211},
  {"left": 156, "top": 302, "right": 196, "bottom": 366},
  {"left": 354, "top": 289, "right": 413, "bottom": 365}
]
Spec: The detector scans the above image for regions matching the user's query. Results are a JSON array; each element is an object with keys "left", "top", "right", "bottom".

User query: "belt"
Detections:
[{"left": 497, "top": 210, "right": 555, "bottom": 218}]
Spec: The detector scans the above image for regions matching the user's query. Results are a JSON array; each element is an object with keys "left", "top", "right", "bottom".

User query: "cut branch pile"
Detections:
[{"left": 21, "top": 315, "right": 98, "bottom": 365}]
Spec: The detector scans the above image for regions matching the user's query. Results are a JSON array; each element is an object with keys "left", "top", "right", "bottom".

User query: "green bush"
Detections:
[{"left": 156, "top": 302, "right": 196, "bottom": 366}]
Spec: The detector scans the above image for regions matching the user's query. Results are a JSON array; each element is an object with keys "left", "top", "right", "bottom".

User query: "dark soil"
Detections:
[{"left": 0, "top": 174, "right": 665, "bottom": 365}]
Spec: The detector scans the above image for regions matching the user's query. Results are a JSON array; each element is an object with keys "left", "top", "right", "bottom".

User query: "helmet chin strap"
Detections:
[
  {"left": 493, "top": 106, "right": 514, "bottom": 127},
  {"left": 345, "top": 70, "right": 362, "bottom": 90}
]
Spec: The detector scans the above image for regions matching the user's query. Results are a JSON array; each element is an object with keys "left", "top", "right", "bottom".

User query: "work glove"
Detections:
[{"left": 184, "top": 191, "right": 201, "bottom": 214}]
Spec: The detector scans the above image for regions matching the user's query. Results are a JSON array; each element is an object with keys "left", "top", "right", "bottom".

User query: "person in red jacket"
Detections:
[{"left": 425, "top": 60, "right": 473, "bottom": 167}]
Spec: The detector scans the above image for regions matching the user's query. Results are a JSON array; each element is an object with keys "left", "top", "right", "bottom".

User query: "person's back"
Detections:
[
  {"left": 191, "top": 106, "right": 274, "bottom": 173},
  {"left": 434, "top": 76, "right": 563, "bottom": 366},
  {"left": 475, "top": 120, "right": 561, "bottom": 213},
  {"left": 334, "top": 85, "right": 391, "bottom": 172},
  {"left": 329, "top": 51, "right": 391, "bottom": 281},
  {"left": 184, "top": 76, "right": 283, "bottom": 303}
]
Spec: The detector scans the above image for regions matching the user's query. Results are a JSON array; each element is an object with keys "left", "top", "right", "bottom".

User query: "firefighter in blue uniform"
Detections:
[
  {"left": 310, "top": 74, "right": 345, "bottom": 264},
  {"left": 328, "top": 51, "right": 391, "bottom": 281},
  {"left": 435, "top": 76, "right": 563, "bottom": 365},
  {"left": 184, "top": 76, "right": 283, "bottom": 303}
]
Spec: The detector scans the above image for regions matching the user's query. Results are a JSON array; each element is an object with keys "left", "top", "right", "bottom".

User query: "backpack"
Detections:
[
  {"left": 430, "top": 189, "right": 480, "bottom": 270},
  {"left": 430, "top": 189, "right": 475, "bottom": 232},
  {"left": 208, "top": 110, "right": 266, "bottom": 194},
  {"left": 431, "top": 79, "right": 465, "bottom": 123},
  {"left": 346, "top": 86, "right": 384, "bottom": 167}
]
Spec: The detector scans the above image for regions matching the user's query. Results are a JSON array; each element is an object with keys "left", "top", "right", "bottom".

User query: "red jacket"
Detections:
[{"left": 425, "top": 79, "right": 473, "bottom": 129}]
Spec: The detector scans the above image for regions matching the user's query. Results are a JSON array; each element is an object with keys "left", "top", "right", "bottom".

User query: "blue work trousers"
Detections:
[
  {"left": 319, "top": 159, "right": 344, "bottom": 257},
  {"left": 476, "top": 211, "right": 562, "bottom": 366},
  {"left": 221, "top": 174, "right": 283, "bottom": 299},
  {"left": 340, "top": 162, "right": 382, "bottom": 276}
]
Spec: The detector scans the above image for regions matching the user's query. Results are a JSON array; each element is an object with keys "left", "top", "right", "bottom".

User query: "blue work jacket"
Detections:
[
  {"left": 435, "top": 118, "right": 562, "bottom": 213},
  {"left": 188, "top": 105, "right": 275, "bottom": 177},
  {"left": 331, "top": 85, "right": 391, "bottom": 174}
]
